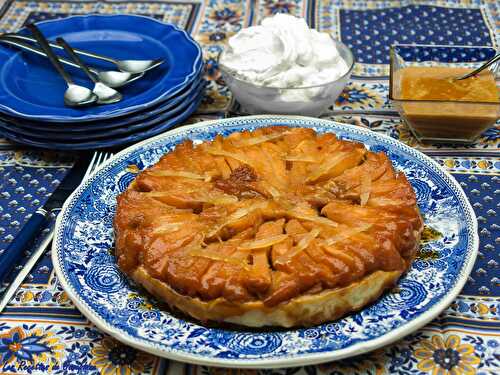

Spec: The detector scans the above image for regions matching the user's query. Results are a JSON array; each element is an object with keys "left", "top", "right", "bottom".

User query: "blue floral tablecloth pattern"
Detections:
[
  {"left": 0, "top": 151, "right": 72, "bottom": 252},
  {"left": 0, "top": 1, "right": 498, "bottom": 374}
]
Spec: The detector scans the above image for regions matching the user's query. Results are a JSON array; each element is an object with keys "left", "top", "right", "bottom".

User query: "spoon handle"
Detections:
[
  {"left": 456, "top": 53, "right": 500, "bottom": 80},
  {"left": 4, "top": 33, "right": 116, "bottom": 64},
  {"left": 0, "top": 36, "right": 97, "bottom": 73},
  {"left": 56, "top": 37, "right": 97, "bottom": 83},
  {"left": 26, "top": 24, "right": 74, "bottom": 85}
]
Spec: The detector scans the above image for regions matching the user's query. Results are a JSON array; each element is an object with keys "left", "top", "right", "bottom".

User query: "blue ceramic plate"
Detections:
[
  {"left": 0, "top": 91, "right": 203, "bottom": 150},
  {"left": 0, "top": 80, "right": 207, "bottom": 140},
  {"left": 0, "top": 72, "right": 204, "bottom": 133},
  {"left": 52, "top": 116, "right": 478, "bottom": 368},
  {"left": 0, "top": 14, "right": 202, "bottom": 122}
]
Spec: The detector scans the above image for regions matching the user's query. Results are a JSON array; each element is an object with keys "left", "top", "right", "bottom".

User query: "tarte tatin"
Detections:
[{"left": 114, "top": 127, "right": 423, "bottom": 327}]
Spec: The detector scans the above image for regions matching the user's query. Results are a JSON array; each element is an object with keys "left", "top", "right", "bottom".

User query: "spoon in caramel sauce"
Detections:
[{"left": 455, "top": 53, "right": 500, "bottom": 80}]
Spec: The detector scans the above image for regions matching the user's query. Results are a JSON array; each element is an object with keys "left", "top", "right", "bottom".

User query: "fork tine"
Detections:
[
  {"left": 95, "top": 152, "right": 113, "bottom": 171},
  {"left": 101, "top": 152, "right": 112, "bottom": 163},
  {"left": 95, "top": 152, "right": 104, "bottom": 167},
  {"left": 85, "top": 152, "right": 114, "bottom": 180},
  {"left": 83, "top": 152, "right": 99, "bottom": 181},
  {"left": 81, "top": 152, "right": 115, "bottom": 184}
]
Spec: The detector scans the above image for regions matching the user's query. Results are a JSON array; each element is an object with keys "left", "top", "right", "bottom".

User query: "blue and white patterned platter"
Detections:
[{"left": 52, "top": 115, "right": 478, "bottom": 368}]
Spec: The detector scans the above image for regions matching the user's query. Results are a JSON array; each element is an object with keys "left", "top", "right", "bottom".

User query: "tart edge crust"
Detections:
[{"left": 131, "top": 266, "right": 408, "bottom": 328}]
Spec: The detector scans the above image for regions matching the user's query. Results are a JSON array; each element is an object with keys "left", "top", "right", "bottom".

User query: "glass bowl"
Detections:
[
  {"left": 389, "top": 44, "right": 500, "bottom": 143},
  {"left": 219, "top": 39, "right": 354, "bottom": 117}
]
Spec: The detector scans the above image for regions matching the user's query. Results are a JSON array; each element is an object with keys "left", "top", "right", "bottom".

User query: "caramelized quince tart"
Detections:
[{"left": 114, "top": 127, "right": 423, "bottom": 327}]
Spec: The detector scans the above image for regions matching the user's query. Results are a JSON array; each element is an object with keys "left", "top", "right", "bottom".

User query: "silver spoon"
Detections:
[
  {"left": 455, "top": 53, "right": 500, "bottom": 80},
  {"left": 4, "top": 33, "right": 164, "bottom": 74},
  {"left": 56, "top": 37, "right": 122, "bottom": 105},
  {"left": 0, "top": 36, "right": 144, "bottom": 88},
  {"left": 26, "top": 24, "right": 97, "bottom": 107}
]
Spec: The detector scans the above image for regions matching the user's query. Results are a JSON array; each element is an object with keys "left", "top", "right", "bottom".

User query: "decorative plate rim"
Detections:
[
  {"left": 0, "top": 14, "right": 203, "bottom": 122},
  {"left": 52, "top": 115, "right": 478, "bottom": 368}
]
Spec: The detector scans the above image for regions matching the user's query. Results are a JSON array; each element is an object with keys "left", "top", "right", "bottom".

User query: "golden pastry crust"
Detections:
[
  {"left": 114, "top": 127, "right": 423, "bottom": 327},
  {"left": 132, "top": 266, "right": 402, "bottom": 327}
]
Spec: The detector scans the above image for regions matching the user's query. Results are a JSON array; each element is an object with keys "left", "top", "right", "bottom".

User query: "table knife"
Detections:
[
  {"left": 0, "top": 218, "right": 55, "bottom": 313},
  {"left": 0, "top": 161, "right": 85, "bottom": 290}
]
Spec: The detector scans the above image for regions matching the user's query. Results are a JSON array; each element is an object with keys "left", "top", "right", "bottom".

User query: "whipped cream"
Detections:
[{"left": 220, "top": 14, "right": 349, "bottom": 94}]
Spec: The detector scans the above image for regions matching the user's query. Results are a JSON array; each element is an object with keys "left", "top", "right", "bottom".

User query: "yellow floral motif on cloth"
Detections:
[
  {"left": 395, "top": 122, "right": 421, "bottom": 148},
  {"left": 0, "top": 326, "right": 65, "bottom": 371},
  {"left": 262, "top": 0, "right": 298, "bottom": 18},
  {"left": 415, "top": 335, "right": 480, "bottom": 375},
  {"left": 208, "top": 4, "right": 243, "bottom": 26},
  {"left": 90, "top": 337, "right": 155, "bottom": 375},
  {"left": 197, "top": 31, "right": 236, "bottom": 47},
  {"left": 335, "top": 82, "right": 386, "bottom": 110}
]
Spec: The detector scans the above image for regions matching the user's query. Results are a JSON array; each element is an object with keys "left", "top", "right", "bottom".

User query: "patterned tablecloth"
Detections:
[{"left": 0, "top": 1, "right": 498, "bottom": 374}]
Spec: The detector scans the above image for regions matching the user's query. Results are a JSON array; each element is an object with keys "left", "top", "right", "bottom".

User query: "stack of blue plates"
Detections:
[{"left": 0, "top": 15, "right": 205, "bottom": 150}]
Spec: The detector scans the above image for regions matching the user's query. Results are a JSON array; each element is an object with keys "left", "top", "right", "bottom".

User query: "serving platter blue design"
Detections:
[
  {"left": 0, "top": 14, "right": 203, "bottom": 122},
  {"left": 52, "top": 116, "right": 478, "bottom": 368}
]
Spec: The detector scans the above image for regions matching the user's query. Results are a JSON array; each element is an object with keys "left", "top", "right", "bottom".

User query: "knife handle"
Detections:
[{"left": 0, "top": 208, "right": 49, "bottom": 283}]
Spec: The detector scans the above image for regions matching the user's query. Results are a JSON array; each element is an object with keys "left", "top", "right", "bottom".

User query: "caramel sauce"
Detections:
[
  {"left": 397, "top": 67, "right": 499, "bottom": 140},
  {"left": 417, "top": 226, "right": 442, "bottom": 260},
  {"left": 417, "top": 248, "right": 440, "bottom": 260},
  {"left": 401, "top": 67, "right": 499, "bottom": 102},
  {"left": 126, "top": 164, "right": 140, "bottom": 174},
  {"left": 420, "top": 225, "right": 443, "bottom": 244}
]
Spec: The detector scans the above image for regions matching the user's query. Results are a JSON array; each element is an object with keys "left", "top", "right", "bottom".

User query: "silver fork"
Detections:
[
  {"left": 83, "top": 151, "right": 113, "bottom": 180},
  {"left": 0, "top": 151, "right": 114, "bottom": 313}
]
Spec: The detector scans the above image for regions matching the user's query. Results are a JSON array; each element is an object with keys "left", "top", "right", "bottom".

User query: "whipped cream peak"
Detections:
[{"left": 220, "top": 13, "right": 349, "bottom": 89}]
